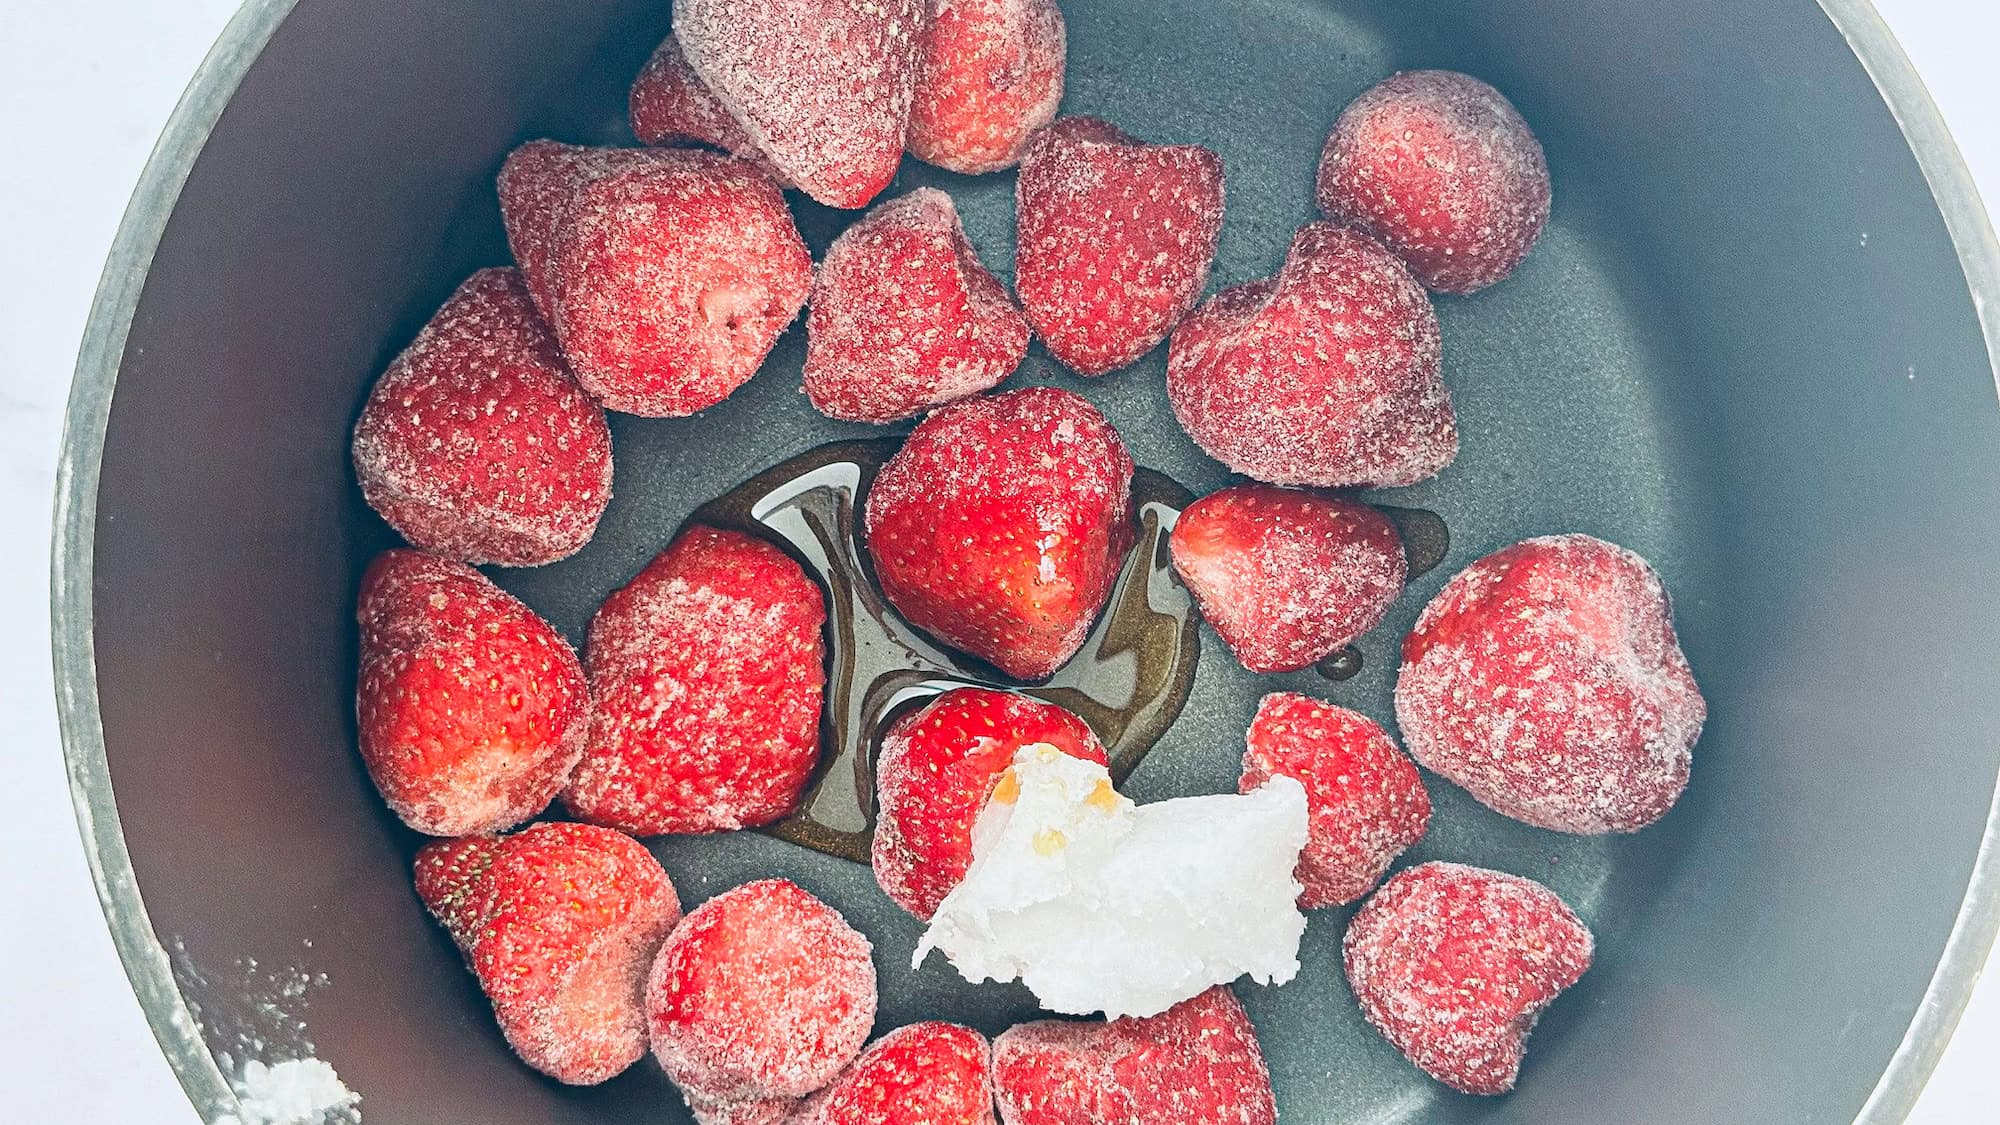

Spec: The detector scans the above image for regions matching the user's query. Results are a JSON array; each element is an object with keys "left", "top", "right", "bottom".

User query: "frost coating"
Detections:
[
  {"left": 350, "top": 268, "right": 612, "bottom": 567},
  {"left": 648, "top": 879, "right": 877, "bottom": 1122},
  {"left": 1167, "top": 222, "right": 1454, "bottom": 489},
  {"left": 909, "top": 0, "right": 1066, "bottom": 174},
  {"left": 1015, "top": 116, "right": 1226, "bottom": 375},
  {"left": 1169, "top": 485, "right": 1407, "bottom": 672},
  {"left": 565, "top": 527, "right": 827, "bottom": 836},
  {"left": 804, "top": 188, "right": 1028, "bottom": 423},
  {"left": 1343, "top": 862, "right": 1593, "bottom": 1095},
  {"left": 1394, "top": 533, "right": 1704, "bottom": 834},
  {"left": 1317, "top": 70, "right": 1551, "bottom": 295},
  {"left": 496, "top": 141, "right": 810, "bottom": 417},
  {"left": 675, "top": 0, "right": 926, "bottom": 208}
]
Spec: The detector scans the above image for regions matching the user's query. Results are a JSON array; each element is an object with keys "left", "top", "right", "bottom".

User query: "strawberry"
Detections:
[
  {"left": 497, "top": 140, "right": 810, "bottom": 417},
  {"left": 355, "top": 549, "right": 589, "bottom": 836},
  {"left": 1167, "top": 221, "right": 1454, "bottom": 488},
  {"left": 1239, "top": 693, "right": 1429, "bottom": 908},
  {"left": 1169, "top": 485, "right": 1407, "bottom": 673},
  {"left": 700, "top": 1101, "right": 794, "bottom": 1125},
  {"left": 790, "top": 1022, "right": 995, "bottom": 1125},
  {"left": 1343, "top": 862, "right": 1593, "bottom": 1095},
  {"left": 872, "top": 688, "right": 1108, "bottom": 919},
  {"left": 908, "top": 0, "right": 1066, "bottom": 174},
  {"left": 412, "top": 834, "right": 503, "bottom": 953},
  {"left": 674, "top": 0, "right": 927, "bottom": 209},
  {"left": 1395, "top": 534, "right": 1705, "bottom": 834},
  {"left": 413, "top": 823, "right": 683, "bottom": 1085},
  {"left": 563, "top": 526, "right": 827, "bottom": 836},
  {"left": 699, "top": 1101, "right": 794, "bottom": 1125},
  {"left": 631, "top": 34, "right": 768, "bottom": 166},
  {"left": 804, "top": 188, "right": 1029, "bottom": 423},
  {"left": 351, "top": 268, "right": 612, "bottom": 567},
  {"left": 1317, "top": 70, "right": 1550, "bottom": 295},
  {"left": 863, "top": 387, "right": 1135, "bottom": 680},
  {"left": 991, "top": 987, "right": 1275, "bottom": 1125},
  {"left": 649, "top": 879, "right": 878, "bottom": 1123},
  {"left": 1014, "top": 117, "right": 1225, "bottom": 375}
]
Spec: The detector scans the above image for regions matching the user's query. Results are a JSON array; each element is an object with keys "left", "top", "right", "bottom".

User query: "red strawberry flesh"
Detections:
[
  {"left": 498, "top": 141, "right": 809, "bottom": 417},
  {"left": 1169, "top": 485, "right": 1406, "bottom": 672},
  {"left": 790, "top": 1021, "right": 996, "bottom": 1125},
  {"left": 909, "top": 0, "right": 1066, "bottom": 174},
  {"left": 352, "top": 268, "right": 612, "bottom": 567},
  {"left": 1239, "top": 692, "right": 1430, "bottom": 908},
  {"left": 1167, "top": 221, "right": 1454, "bottom": 488},
  {"left": 992, "top": 986, "right": 1275, "bottom": 1125},
  {"left": 631, "top": 34, "right": 768, "bottom": 164},
  {"left": 564, "top": 525, "right": 827, "bottom": 836},
  {"left": 863, "top": 387, "right": 1135, "bottom": 680},
  {"left": 872, "top": 688, "right": 1108, "bottom": 919},
  {"left": 674, "top": 0, "right": 927, "bottom": 209},
  {"left": 414, "top": 822, "right": 682, "bottom": 1085},
  {"left": 1317, "top": 70, "right": 1550, "bottom": 295},
  {"left": 412, "top": 834, "right": 503, "bottom": 952},
  {"left": 356, "top": 549, "right": 590, "bottom": 836},
  {"left": 648, "top": 879, "right": 878, "bottom": 1119}
]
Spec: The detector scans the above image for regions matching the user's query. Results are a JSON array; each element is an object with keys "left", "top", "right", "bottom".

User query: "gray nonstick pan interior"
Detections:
[{"left": 54, "top": 0, "right": 2000, "bottom": 1122}]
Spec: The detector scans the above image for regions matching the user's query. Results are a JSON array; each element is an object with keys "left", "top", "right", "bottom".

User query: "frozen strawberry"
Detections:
[
  {"left": 631, "top": 34, "right": 766, "bottom": 162},
  {"left": 1015, "top": 117, "right": 1225, "bottom": 375},
  {"left": 1168, "top": 221, "right": 1454, "bottom": 488},
  {"left": 498, "top": 140, "right": 810, "bottom": 416},
  {"left": 1169, "top": 486, "right": 1406, "bottom": 672},
  {"left": 412, "top": 834, "right": 503, "bottom": 953},
  {"left": 873, "top": 689, "right": 1108, "bottom": 919},
  {"left": 351, "top": 269, "right": 612, "bottom": 567},
  {"left": 355, "top": 550, "right": 589, "bottom": 836},
  {"left": 563, "top": 526, "right": 827, "bottom": 836},
  {"left": 674, "top": 0, "right": 927, "bottom": 209},
  {"left": 649, "top": 879, "right": 878, "bottom": 1122},
  {"left": 804, "top": 188, "right": 1029, "bottom": 423},
  {"left": 992, "top": 987, "right": 1275, "bottom": 1125},
  {"left": 791, "top": 1022, "right": 995, "bottom": 1125},
  {"left": 1395, "top": 534, "right": 1704, "bottom": 834},
  {"left": 1238, "top": 693, "right": 1428, "bottom": 908},
  {"left": 699, "top": 1101, "right": 794, "bottom": 1125},
  {"left": 908, "top": 0, "right": 1066, "bottom": 174},
  {"left": 1343, "top": 862, "right": 1593, "bottom": 1095},
  {"left": 1317, "top": 70, "right": 1551, "bottom": 295},
  {"left": 415, "top": 822, "right": 683, "bottom": 1085},
  {"left": 864, "top": 387, "right": 1134, "bottom": 679}
]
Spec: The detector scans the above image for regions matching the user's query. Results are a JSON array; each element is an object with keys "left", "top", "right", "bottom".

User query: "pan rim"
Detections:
[
  {"left": 1817, "top": 3, "right": 2000, "bottom": 1120},
  {"left": 47, "top": 1, "right": 2000, "bottom": 1122},
  {"left": 50, "top": 1, "right": 302, "bottom": 1119}
]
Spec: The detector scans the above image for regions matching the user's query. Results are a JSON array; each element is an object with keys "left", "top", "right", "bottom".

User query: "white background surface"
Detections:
[{"left": 0, "top": 1, "right": 1993, "bottom": 1121}]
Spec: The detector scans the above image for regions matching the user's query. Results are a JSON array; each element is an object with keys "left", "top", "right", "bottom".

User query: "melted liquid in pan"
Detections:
[{"left": 690, "top": 439, "right": 1449, "bottom": 863}]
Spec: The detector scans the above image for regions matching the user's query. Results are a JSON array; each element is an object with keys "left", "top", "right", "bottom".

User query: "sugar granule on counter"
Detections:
[
  {"left": 914, "top": 744, "right": 1308, "bottom": 1019},
  {"left": 214, "top": 1058, "right": 361, "bottom": 1125}
]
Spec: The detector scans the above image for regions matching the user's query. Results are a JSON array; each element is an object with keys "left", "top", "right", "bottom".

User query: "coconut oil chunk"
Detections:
[{"left": 914, "top": 743, "right": 1309, "bottom": 1018}]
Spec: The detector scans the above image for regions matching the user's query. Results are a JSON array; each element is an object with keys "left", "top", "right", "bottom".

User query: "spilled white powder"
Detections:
[
  {"left": 214, "top": 1058, "right": 360, "bottom": 1125},
  {"left": 167, "top": 939, "right": 360, "bottom": 1123},
  {"left": 915, "top": 744, "right": 1309, "bottom": 1019}
]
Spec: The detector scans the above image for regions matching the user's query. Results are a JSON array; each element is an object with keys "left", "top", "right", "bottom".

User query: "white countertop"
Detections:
[{"left": 0, "top": 1, "right": 1991, "bottom": 1121}]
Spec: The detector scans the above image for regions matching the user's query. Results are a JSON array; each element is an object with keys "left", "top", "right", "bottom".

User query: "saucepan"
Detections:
[{"left": 53, "top": 0, "right": 2000, "bottom": 1121}]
